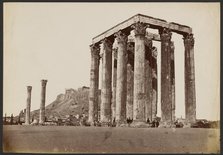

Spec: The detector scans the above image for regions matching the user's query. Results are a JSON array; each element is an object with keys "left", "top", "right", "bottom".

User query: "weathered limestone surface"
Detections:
[
  {"left": 88, "top": 44, "right": 100, "bottom": 125},
  {"left": 39, "top": 80, "right": 47, "bottom": 124},
  {"left": 126, "top": 63, "right": 134, "bottom": 119},
  {"left": 184, "top": 34, "right": 196, "bottom": 123},
  {"left": 111, "top": 48, "right": 117, "bottom": 121},
  {"left": 89, "top": 14, "right": 196, "bottom": 128},
  {"left": 151, "top": 47, "right": 158, "bottom": 120},
  {"left": 145, "top": 39, "right": 153, "bottom": 122},
  {"left": 170, "top": 41, "right": 176, "bottom": 121},
  {"left": 25, "top": 86, "right": 32, "bottom": 125},
  {"left": 132, "top": 22, "right": 147, "bottom": 122},
  {"left": 100, "top": 38, "right": 112, "bottom": 124},
  {"left": 115, "top": 31, "right": 128, "bottom": 125},
  {"left": 126, "top": 42, "right": 134, "bottom": 120},
  {"left": 160, "top": 28, "right": 172, "bottom": 124}
]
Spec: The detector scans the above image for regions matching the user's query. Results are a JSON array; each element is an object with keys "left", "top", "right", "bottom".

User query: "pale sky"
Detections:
[{"left": 3, "top": 3, "right": 220, "bottom": 120}]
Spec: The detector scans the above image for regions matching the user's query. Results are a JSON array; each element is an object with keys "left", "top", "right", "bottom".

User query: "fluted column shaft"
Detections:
[
  {"left": 126, "top": 42, "right": 134, "bottom": 120},
  {"left": 184, "top": 34, "right": 196, "bottom": 123},
  {"left": 151, "top": 47, "right": 158, "bottom": 120},
  {"left": 111, "top": 48, "right": 117, "bottom": 121},
  {"left": 39, "top": 80, "right": 47, "bottom": 124},
  {"left": 132, "top": 22, "right": 147, "bottom": 121},
  {"left": 145, "top": 39, "right": 153, "bottom": 122},
  {"left": 115, "top": 31, "right": 128, "bottom": 125},
  {"left": 88, "top": 44, "right": 100, "bottom": 125},
  {"left": 25, "top": 86, "right": 32, "bottom": 125},
  {"left": 170, "top": 42, "right": 175, "bottom": 121},
  {"left": 160, "top": 28, "right": 172, "bottom": 123},
  {"left": 100, "top": 38, "right": 113, "bottom": 124}
]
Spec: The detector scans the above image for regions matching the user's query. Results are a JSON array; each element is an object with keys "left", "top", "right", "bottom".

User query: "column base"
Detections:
[
  {"left": 183, "top": 121, "right": 193, "bottom": 128},
  {"left": 130, "top": 120, "right": 151, "bottom": 128},
  {"left": 115, "top": 120, "right": 127, "bottom": 127},
  {"left": 100, "top": 121, "right": 112, "bottom": 127},
  {"left": 158, "top": 121, "right": 176, "bottom": 128}
]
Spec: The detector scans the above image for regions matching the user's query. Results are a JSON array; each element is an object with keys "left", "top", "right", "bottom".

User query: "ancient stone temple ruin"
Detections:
[
  {"left": 39, "top": 79, "right": 48, "bottom": 124},
  {"left": 88, "top": 14, "right": 196, "bottom": 127},
  {"left": 25, "top": 86, "right": 32, "bottom": 125}
]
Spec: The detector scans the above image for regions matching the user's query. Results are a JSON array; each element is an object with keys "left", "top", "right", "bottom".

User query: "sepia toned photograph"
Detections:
[{"left": 3, "top": 2, "right": 220, "bottom": 153}]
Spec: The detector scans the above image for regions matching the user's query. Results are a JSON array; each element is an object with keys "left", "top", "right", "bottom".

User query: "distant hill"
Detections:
[{"left": 18, "top": 86, "right": 100, "bottom": 121}]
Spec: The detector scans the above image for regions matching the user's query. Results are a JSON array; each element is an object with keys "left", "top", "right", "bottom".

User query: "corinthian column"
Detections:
[
  {"left": 170, "top": 41, "right": 176, "bottom": 122},
  {"left": 151, "top": 47, "right": 158, "bottom": 120},
  {"left": 100, "top": 38, "right": 113, "bottom": 125},
  {"left": 39, "top": 79, "right": 47, "bottom": 124},
  {"left": 184, "top": 33, "right": 196, "bottom": 123},
  {"left": 145, "top": 39, "right": 153, "bottom": 122},
  {"left": 88, "top": 44, "right": 100, "bottom": 125},
  {"left": 114, "top": 31, "right": 128, "bottom": 125},
  {"left": 126, "top": 42, "right": 134, "bottom": 120},
  {"left": 111, "top": 48, "right": 117, "bottom": 121},
  {"left": 160, "top": 28, "right": 172, "bottom": 125},
  {"left": 25, "top": 86, "right": 32, "bottom": 125},
  {"left": 132, "top": 22, "right": 147, "bottom": 122}
]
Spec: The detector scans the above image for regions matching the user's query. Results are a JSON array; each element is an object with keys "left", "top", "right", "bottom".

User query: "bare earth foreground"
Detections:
[{"left": 3, "top": 125, "right": 220, "bottom": 153}]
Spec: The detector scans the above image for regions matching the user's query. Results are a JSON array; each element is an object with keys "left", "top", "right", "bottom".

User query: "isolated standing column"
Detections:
[
  {"left": 115, "top": 31, "right": 128, "bottom": 125},
  {"left": 25, "top": 86, "right": 32, "bottom": 125},
  {"left": 88, "top": 44, "right": 100, "bottom": 125},
  {"left": 132, "top": 22, "right": 147, "bottom": 122},
  {"left": 39, "top": 79, "right": 47, "bottom": 124},
  {"left": 184, "top": 33, "right": 196, "bottom": 123}
]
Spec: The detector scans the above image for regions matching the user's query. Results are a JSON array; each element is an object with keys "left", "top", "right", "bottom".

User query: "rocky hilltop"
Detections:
[{"left": 19, "top": 86, "right": 95, "bottom": 121}]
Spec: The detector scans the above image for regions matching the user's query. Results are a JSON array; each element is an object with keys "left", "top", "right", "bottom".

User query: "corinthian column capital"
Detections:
[
  {"left": 152, "top": 47, "right": 158, "bottom": 59},
  {"left": 114, "top": 31, "right": 128, "bottom": 44},
  {"left": 27, "top": 86, "right": 32, "bottom": 91},
  {"left": 102, "top": 38, "right": 113, "bottom": 50},
  {"left": 170, "top": 41, "right": 175, "bottom": 50},
  {"left": 41, "top": 80, "right": 47, "bottom": 87},
  {"left": 90, "top": 44, "right": 100, "bottom": 58},
  {"left": 113, "top": 48, "right": 118, "bottom": 59},
  {"left": 131, "top": 22, "right": 148, "bottom": 36},
  {"left": 183, "top": 33, "right": 194, "bottom": 47},
  {"left": 159, "top": 28, "right": 172, "bottom": 42}
]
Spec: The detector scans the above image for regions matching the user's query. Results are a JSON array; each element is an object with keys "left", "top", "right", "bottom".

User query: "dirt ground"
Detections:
[{"left": 3, "top": 125, "right": 220, "bottom": 153}]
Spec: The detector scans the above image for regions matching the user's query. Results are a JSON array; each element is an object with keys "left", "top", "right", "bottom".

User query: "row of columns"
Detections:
[
  {"left": 89, "top": 22, "right": 196, "bottom": 126},
  {"left": 24, "top": 79, "right": 48, "bottom": 125}
]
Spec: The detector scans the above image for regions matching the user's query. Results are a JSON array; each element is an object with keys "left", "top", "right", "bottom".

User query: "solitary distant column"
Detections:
[
  {"left": 100, "top": 38, "right": 113, "bottom": 125},
  {"left": 132, "top": 22, "right": 147, "bottom": 122},
  {"left": 170, "top": 42, "right": 176, "bottom": 121},
  {"left": 10, "top": 114, "right": 13, "bottom": 125},
  {"left": 39, "top": 79, "right": 47, "bottom": 124},
  {"left": 126, "top": 42, "right": 134, "bottom": 120},
  {"left": 115, "top": 31, "right": 128, "bottom": 125},
  {"left": 184, "top": 34, "right": 196, "bottom": 123},
  {"left": 25, "top": 86, "right": 32, "bottom": 125},
  {"left": 111, "top": 48, "right": 117, "bottom": 121},
  {"left": 88, "top": 44, "right": 100, "bottom": 125},
  {"left": 151, "top": 47, "right": 158, "bottom": 120},
  {"left": 160, "top": 28, "right": 172, "bottom": 126}
]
